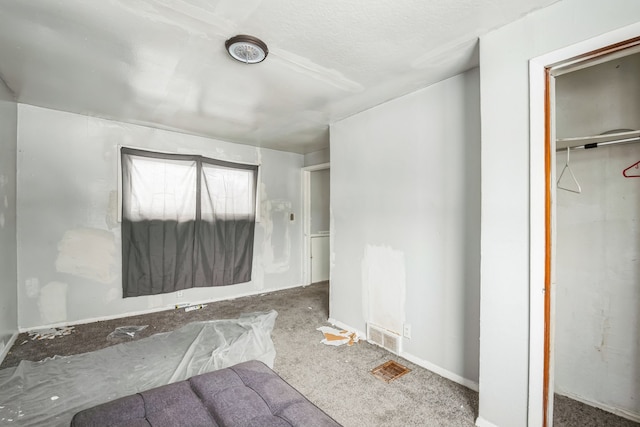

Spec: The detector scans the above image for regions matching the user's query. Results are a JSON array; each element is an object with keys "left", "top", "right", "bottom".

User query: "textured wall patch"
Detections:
[
  {"left": 362, "top": 245, "right": 406, "bottom": 336},
  {"left": 25, "top": 277, "right": 40, "bottom": 298},
  {"left": 56, "top": 228, "right": 117, "bottom": 283},
  {"left": 38, "top": 281, "right": 68, "bottom": 324}
]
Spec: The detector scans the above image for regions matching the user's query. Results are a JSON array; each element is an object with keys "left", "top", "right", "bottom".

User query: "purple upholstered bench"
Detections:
[{"left": 71, "top": 360, "right": 341, "bottom": 427}]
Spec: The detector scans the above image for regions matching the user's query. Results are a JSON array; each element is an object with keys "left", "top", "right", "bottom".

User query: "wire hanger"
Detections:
[
  {"left": 623, "top": 160, "right": 640, "bottom": 178},
  {"left": 557, "top": 147, "right": 582, "bottom": 193}
]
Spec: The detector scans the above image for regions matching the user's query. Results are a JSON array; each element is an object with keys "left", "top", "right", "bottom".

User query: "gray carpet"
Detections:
[
  {"left": 553, "top": 395, "right": 639, "bottom": 427},
  {"left": 1, "top": 282, "right": 636, "bottom": 426}
]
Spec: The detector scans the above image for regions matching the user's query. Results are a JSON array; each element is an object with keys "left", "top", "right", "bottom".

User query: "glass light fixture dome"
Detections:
[{"left": 225, "top": 35, "right": 268, "bottom": 64}]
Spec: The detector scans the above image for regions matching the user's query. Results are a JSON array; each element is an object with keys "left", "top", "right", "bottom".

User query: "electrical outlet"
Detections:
[
  {"left": 403, "top": 323, "right": 411, "bottom": 339},
  {"left": 176, "top": 290, "right": 184, "bottom": 298}
]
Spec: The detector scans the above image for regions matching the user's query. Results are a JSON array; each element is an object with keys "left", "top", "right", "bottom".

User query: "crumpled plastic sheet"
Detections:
[
  {"left": 106, "top": 325, "right": 148, "bottom": 341},
  {"left": 0, "top": 310, "right": 277, "bottom": 427}
]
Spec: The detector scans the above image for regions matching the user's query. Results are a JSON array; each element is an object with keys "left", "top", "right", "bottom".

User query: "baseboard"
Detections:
[
  {"left": 556, "top": 390, "right": 640, "bottom": 423},
  {"left": 475, "top": 416, "right": 500, "bottom": 427},
  {"left": 19, "top": 282, "right": 309, "bottom": 333},
  {"left": 0, "top": 332, "right": 19, "bottom": 365},
  {"left": 399, "top": 351, "right": 479, "bottom": 392}
]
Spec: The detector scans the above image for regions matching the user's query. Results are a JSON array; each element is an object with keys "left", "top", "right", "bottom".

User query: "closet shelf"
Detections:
[{"left": 556, "top": 129, "right": 640, "bottom": 150}]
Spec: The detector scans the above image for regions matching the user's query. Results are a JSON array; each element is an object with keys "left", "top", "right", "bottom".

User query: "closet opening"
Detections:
[
  {"left": 301, "top": 162, "right": 330, "bottom": 286},
  {"left": 542, "top": 37, "right": 640, "bottom": 427}
]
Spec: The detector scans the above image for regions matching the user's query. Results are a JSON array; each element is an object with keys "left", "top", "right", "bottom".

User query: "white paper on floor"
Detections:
[
  {"left": 0, "top": 310, "right": 277, "bottom": 427},
  {"left": 317, "top": 326, "right": 359, "bottom": 346},
  {"left": 27, "top": 326, "right": 75, "bottom": 341}
]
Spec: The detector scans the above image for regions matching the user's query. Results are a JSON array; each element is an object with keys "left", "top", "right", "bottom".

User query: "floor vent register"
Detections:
[{"left": 371, "top": 360, "right": 411, "bottom": 383}]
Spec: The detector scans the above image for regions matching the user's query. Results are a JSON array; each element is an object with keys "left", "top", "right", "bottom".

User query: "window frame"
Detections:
[{"left": 117, "top": 145, "right": 261, "bottom": 223}]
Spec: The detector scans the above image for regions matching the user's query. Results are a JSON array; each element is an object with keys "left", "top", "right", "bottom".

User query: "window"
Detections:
[{"left": 120, "top": 148, "right": 258, "bottom": 297}]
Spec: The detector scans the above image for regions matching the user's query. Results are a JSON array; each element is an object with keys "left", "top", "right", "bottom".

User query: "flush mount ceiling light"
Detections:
[{"left": 225, "top": 35, "right": 268, "bottom": 64}]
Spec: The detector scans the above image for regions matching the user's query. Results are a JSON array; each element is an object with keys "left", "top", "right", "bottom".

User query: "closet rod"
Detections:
[{"left": 555, "top": 136, "right": 640, "bottom": 152}]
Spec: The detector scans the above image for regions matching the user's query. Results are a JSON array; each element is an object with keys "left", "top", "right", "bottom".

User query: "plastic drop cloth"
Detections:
[{"left": 0, "top": 310, "right": 277, "bottom": 427}]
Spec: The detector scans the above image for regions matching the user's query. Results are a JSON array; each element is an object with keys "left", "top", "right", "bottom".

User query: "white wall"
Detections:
[
  {"left": 478, "top": 1, "right": 640, "bottom": 426},
  {"left": 330, "top": 69, "right": 481, "bottom": 387},
  {"left": 310, "top": 169, "right": 330, "bottom": 233},
  {"left": 16, "top": 105, "right": 304, "bottom": 330},
  {"left": 555, "top": 145, "right": 640, "bottom": 419},
  {"left": 304, "top": 147, "right": 330, "bottom": 167},
  {"left": 0, "top": 78, "right": 17, "bottom": 356}
]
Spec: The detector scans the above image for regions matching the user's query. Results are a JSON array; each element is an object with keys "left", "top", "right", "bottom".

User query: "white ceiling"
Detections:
[{"left": 0, "top": 0, "right": 559, "bottom": 154}]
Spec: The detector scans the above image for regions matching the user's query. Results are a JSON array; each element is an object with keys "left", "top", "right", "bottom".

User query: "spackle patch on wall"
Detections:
[
  {"left": 362, "top": 245, "right": 406, "bottom": 336},
  {"left": 25, "top": 277, "right": 40, "bottom": 298},
  {"left": 259, "top": 184, "right": 292, "bottom": 274},
  {"left": 106, "top": 190, "right": 119, "bottom": 229},
  {"left": 106, "top": 287, "right": 120, "bottom": 303},
  {"left": 55, "top": 228, "right": 116, "bottom": 283},
  {"left": 38, "top": 281, "right": 68, "bottom": 324}
]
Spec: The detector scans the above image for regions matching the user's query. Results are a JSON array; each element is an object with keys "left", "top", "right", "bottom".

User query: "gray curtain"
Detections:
[{"left": 121, "top": 148, "right": 258, "bottom": 298}]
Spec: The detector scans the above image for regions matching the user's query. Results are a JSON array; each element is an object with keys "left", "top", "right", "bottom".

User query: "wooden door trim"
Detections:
[{"left": 542, "top": 35, "right": 640, "bottom": 427}]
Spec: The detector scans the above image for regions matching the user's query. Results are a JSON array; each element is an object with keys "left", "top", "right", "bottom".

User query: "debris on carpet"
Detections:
[
  {"left": 107, "top": 325, "right": 148, "bottom": 340},
  {"left": 27, "top": 326, "right": 75, "bottom": 341},
  {"left": 175, "top": 303, "right": 207, "bottom": 312},
  {"left": 185, "top": 304, "right": 206, "bottom": 312},
  {"left": 317, "top": 326, "right": 359, "bottom": 346}
]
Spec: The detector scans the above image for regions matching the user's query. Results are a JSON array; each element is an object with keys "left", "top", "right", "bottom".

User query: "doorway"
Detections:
[
  {"left": 534, "top": 36, "right": 640, "bottom": 426},
  {"left": 302, "top": 162, "right": 330, "bottom": 285}
]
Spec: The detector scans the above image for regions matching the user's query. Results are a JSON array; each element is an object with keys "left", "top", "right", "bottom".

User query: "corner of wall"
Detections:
[
  {"left": 0, "top": 75, "right": 15, "bottom": 102},
  {"left": 303, "top": 147, "right": 330, "bottom": 167},
  {"left": 0, "top": 95, "right": 18, "bottom": 353},
  {"left": 0, "top": 332, "right": 18, "bottom": 365},
  {"left": 475, "top": 416, "right": 501, "bottom": 427}
]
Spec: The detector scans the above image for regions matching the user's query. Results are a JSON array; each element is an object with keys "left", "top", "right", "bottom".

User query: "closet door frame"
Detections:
[{"left": 529, "top": 29, "right": 640, "bottom": 427}]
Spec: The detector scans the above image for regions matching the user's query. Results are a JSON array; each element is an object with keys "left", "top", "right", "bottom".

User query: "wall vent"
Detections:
[{"left": 367, "top": 323, "right": 401, "bottom": 355}]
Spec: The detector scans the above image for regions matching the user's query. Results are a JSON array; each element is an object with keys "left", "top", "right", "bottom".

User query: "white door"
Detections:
[{"left": 311, "top": 235, "right": 329, "bottom": 282}]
